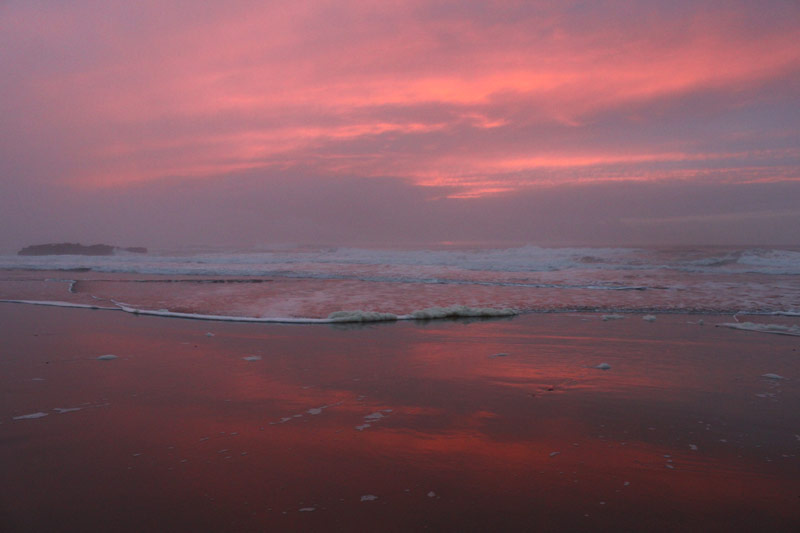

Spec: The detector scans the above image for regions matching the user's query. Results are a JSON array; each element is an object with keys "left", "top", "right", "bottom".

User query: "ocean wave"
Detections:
[
  {"left": 2, "top": 244, "right": 797, "bottom": 321},
  {"left": 59, "top": 274, "right": 653, "bottom": 292},
  {"left": 771, "top": 310, "right": 800, "bottom": 317},
  {"left": 2, "top": 245, "right": 798, "bottom": 277},
  {"left": 676, "top": 248, "right": 800, "bottom": 275}
]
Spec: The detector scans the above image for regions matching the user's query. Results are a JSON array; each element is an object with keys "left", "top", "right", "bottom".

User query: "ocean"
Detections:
[{"left": 1, "top": 244, "right": 799, "bottom": 321}]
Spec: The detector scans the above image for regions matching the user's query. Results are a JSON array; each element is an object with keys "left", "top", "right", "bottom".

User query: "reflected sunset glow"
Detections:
[{"left": 2, "top": 304, "right": 798, "bottom": 530}]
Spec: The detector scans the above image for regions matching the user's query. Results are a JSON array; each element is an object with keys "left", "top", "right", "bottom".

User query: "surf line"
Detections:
[{"left": 0, "top": 299, "right": 519, "bottom": 325}]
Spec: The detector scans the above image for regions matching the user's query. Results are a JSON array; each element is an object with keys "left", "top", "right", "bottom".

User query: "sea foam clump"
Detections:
[
  {"left": 327, "top": 310, "right": 399, "bottom": 323},
  {"left": 326, "top": 306, "right": 517, "bottom": 323},
  {"left": 717, "top": 322, "right": 800, "bottom": 337},
  {"left": 408, "top": 305, "right": 517, "bottom": 320},
  {"left": 13, "top": 412, "right": 48, "bottom": 420}
]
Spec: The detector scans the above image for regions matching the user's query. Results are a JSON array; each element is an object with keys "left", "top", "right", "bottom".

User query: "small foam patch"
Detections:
[
  {"left": 53, "top": 407, "right": 82, "bottom": 414},
  {"left": 13, "top": 412, "right": 48, "bottom": 420},
  {"left": 717, "top": 322, "right": 800, "bottom": 337},
  {"left": 328, "top": 310, "right": 398, "bottom": 323}
]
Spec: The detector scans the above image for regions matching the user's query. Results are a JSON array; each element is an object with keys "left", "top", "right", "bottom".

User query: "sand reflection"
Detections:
[{"left": 1, "top": 304, "right": 798, "bottom": 531}]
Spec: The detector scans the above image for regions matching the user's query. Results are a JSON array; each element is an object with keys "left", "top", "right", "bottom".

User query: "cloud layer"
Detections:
[{"left": 1, "top": 0, "right": 798, "bottom": 247}]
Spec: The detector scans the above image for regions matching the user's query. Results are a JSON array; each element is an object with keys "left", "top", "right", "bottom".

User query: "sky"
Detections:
[{"left": 1, "top": 0, "right": 799, "bottom": 250}]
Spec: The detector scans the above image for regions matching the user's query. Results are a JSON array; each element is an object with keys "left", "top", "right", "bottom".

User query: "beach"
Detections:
[
  {"left": 4, "top": 0, "right": 800, "bottom": 529},
  {"left": 2, "top": 302, "right": 798, "bottom": 531}
]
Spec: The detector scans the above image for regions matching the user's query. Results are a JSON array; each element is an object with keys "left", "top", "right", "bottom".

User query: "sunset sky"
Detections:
[{"left": 1, "top": 0, "right": 799, "bottom": 249}]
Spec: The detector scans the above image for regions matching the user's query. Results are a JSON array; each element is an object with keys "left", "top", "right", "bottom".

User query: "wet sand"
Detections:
[{"left": 1, "top": 303, "right": 799, "bottom": 531}]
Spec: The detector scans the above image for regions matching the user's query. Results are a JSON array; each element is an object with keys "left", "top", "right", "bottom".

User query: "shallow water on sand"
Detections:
[{"left": 1, "top": 305, "right": 798, "bottom": 531}]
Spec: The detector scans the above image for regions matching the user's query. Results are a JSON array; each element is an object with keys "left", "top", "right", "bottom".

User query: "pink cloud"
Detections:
[{"left": 0, "top": 0, "right": 798, "bottom": 243}]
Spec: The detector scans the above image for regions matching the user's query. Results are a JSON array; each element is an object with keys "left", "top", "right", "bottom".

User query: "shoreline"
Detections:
[
  {"left": 1, "top": 297, "right": 799, "bottom": 326},
  {"left": 2, "top": 266, "right": 799, "bottom": 320}
]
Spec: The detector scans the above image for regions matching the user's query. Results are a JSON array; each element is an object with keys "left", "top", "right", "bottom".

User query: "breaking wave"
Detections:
[
  {"left": 2, "top": 245, "right": 798, "bottom": 319},
  {"left": 2, "top": 245, "right": 799, "bottom": 276}
]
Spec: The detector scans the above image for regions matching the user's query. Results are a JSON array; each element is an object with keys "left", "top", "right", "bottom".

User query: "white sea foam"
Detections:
[
  {"left": 13, "top": 412, "right": 48, "bottom": 420},
  {"left": 113, "top": 301, "right": 517, "bottom": 324},
  {"left": 0, "top": 299, "right": 114, "bottom": 310},
  {"left": 717, "top": 322, "right": 800, "bottom": 337},
  {"left": 735, "top": 249, "right": 800, "bottom": 275},
  {"left": 328, "top": 310, "right": 398, "bottom": 323},
  {"left": 407, "top": 305, "right": 517, "bottom": 320},
  {"left": 594, "top": 363, "right": 611, "bottom": 370},
  {"left": 113, "top": 303, "right": 331, "bottom": 323},
  {"left": 642, "top": 314, "right": 657, "bottom": 322},
  {"left": 602, "top": 314, "right": 624, "bottom": 321},
  {"left": 3, "top": 298, "right": 522, "bottom": 323},
  {"left": 355, "top": 409, "right": 392, "bottom": 430},
  {"left": 97, "top": 354, "right": 118, "bottom": 360},
  {"left": 772, "top": 310, "right": 800, "bottom": 317}
]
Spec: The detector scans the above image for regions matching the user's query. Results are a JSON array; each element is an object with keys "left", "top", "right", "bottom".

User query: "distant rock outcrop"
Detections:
[{"left": 18, "top": 243, "right": 148, "bottom": 256}]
